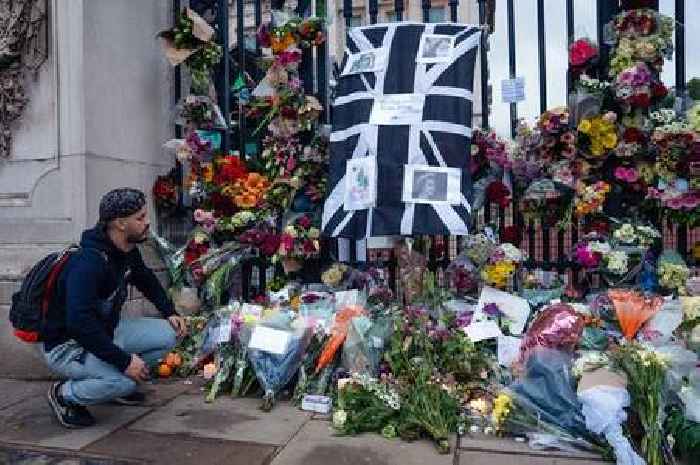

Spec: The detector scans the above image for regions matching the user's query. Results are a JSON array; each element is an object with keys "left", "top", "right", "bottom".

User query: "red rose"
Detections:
[
  {"left": 569, "top": 38, "right": 598, "bottom": 67},
  {"left": 628, "top": 93, "right": 650, "bottom": 108},
  {"left": 215, "top": 156, "right": 248, "bottom": 184},
  {"left": 486, "top": 180, "right": 511, "bottom": 208},
  {"left": 280, "top": 106, "right": 298, "bottom": 120},
  {"left": 623, "top": 127, "right": 644, "bottom": 143},
  {"left": 209, "top": 192, "right": 237, "bottom": 217},
  {"left": 651, "top": 81, "right": 668, "bottom": 98}
]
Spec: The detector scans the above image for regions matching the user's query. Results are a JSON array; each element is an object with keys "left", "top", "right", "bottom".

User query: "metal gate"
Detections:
[{"left": 164, "top": 0, "right": 698, "bottom": 298}]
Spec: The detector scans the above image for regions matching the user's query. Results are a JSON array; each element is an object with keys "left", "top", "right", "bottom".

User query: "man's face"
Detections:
[{"left": 121, "top": 206, "right": 150, "bottom": 243}]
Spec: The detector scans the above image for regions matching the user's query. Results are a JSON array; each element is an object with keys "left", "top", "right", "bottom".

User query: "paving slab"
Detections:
[
  {"left": 0, "top": 306, "right": 57, "bottom": 379},
  {"left": 459, "top": 434, "right": 608, "bottom": 462},
  {"left": 0, "top": 442, "right": 141, "bottom": 465},
  {"left": 137, "top": 379, "right": 193, "bottom": 407},
  {"left": 128, "top": 395, "right": 311, "bottom": 445},
  {"left": 0, "top": 379, "right": 50, "bottom": 410},
  {"left": 85, "top": 429, "right": 276, "bottom": 465},
  {"left": 270, "top": 417, "right": 454, "bottom": 465},
  {"left": 0, "top": 399, "right": 150, "bottom": 450}
]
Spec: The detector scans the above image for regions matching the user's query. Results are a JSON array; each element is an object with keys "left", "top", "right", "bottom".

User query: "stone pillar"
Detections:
[{"left": 0, "top": 0, "right": 174, "bottom": 378}]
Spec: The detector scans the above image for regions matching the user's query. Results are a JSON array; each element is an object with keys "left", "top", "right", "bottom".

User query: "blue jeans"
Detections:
[{"left": 43, "top": 318, "right": 176, "bottom": 406}]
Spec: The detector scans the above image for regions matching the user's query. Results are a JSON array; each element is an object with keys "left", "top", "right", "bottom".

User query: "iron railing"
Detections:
[{"left": 162, "top": 0, "right": 699, "bottom": 299}]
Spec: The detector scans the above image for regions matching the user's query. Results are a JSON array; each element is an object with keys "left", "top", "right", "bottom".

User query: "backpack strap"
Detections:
[{"left": 40, "top": 244, "right": 81, "bottom": 319}]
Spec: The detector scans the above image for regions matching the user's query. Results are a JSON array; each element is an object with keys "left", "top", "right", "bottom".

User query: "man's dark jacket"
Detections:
[{"left": 42, "top": 226, "right": 175, "bottom": 371}]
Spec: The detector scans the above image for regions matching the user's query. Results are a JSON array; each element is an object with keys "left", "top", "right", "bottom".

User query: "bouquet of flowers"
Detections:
[
  {"left": 481, "top": 243, "right": 525, "bottom": 290},
  {"left": 520, "top": 270, "right": 564, "bottom": 308},
  {"left": 611, "top": 343, "right": 672, "bottom": 465},
  {"left": 256, "top": 14, "right": 325, "bottom": 53},
  {"left": 608, "top": 289, "right": 663, "bottom": 340},
  {"left": 608, "top": 8, "right": 674, "bottom": 76},
  {"left": 569, "top": 38, "right": 599, "bottom": 74},
  {"left": 536, "top": 107, "right": 577, "bottom": 163},
  {"left": 333, "top": 373, "right": 401, "bottom": 436},
  {"left": 152, "top": 171, "right": 179, "bottom": 213},
  {"left": 656, "top": 250, "right": 690, "bottom": 294},
  {"left": 275, "top": 214, "right": 321, "bottom": 272},
  {"left": 158, "top": 7, "right": 223, "bottom": 93},
  {"left": 247, "top": 313, "right": 314, "bottom": 411},
  {"left": 574, "top": 181, "right": 610, "bottom": 217},
  {"left": 577, "top": 112, "right": 618, "bottom": 159}
]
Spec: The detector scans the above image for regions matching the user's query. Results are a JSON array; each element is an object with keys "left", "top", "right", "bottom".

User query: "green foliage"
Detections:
[
  {"left": 335, "top": 384, "right": 399, "bottom": 436},
  {"left": 665, "top": 407, "right": 700, "bottom": 463}
]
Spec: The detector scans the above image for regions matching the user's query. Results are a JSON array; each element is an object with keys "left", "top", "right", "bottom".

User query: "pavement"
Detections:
[{"left": 0, "top": 378, "right": 611, "bottom": 465}]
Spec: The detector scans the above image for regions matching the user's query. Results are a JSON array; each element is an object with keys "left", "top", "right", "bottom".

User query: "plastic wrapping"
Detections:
[
  {"left": 519, "top": 304, "right": 585, "bottom": 363},
  {"left": 642, "top": 299, "right": 683, "bottom": 344},
  {"left": 655, "top": 344, "right": 698, "bottom": 393},
  {"left": 578, "top": 386, "right": 645, "bottom": 465},
  {"left": 315, "top": 305, "right": 367, "bottom": 373},
  {"left": 679, "top": 371, "right": 700, "bottom": 422},
  {"left": 510, "top": 349, "right": 588, "bottom": 438},
  {"left": 247, "top": 317, "right": 313, "bottom": 411},
  {"left": 341, "top": 315, "right": 393, "bottom": 376},
  {"left": 608, "top": 289, "right": 663, "bottom": 340}
]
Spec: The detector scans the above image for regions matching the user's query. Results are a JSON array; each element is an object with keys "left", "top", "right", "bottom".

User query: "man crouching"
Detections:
[{"left": 42, "top": 188, "right": 186, "bottom": 427}]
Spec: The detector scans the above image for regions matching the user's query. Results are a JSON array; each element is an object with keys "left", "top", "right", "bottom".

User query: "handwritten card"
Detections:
[
  {"left": 463, "top": 320, "right": 503, "bottom": 342},
  {"left": 477, "top": 286, "right": 531, "bottom": 335},
  {"left": 344, "top": 156, "right": 377, "bottom": 211},
  {"left": 501, "top": 77, "right": 525, "bottom": 103},
  {"left": 369, "top": 94, "right": 425, "bottom": 126},
  {"left": 248, "top": 326, "right": 292, "bottom": 355}
]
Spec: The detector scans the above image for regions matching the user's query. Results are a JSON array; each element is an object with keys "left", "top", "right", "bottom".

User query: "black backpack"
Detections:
[{"left": 9, "top": 244, "right": 81, "bottom": 343}]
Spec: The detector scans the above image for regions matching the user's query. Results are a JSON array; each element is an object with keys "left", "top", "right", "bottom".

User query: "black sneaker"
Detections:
[
  {"left": 112, "top": 390, "right": 146, "bottom": 406},
  {"left": 47, "top": 382, "right": 96, "bottom": 428}
]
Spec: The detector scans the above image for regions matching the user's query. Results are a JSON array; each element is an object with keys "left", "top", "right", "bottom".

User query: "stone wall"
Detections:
[{"left": 0, "top": 0, "right": 175, "bottom": 379}]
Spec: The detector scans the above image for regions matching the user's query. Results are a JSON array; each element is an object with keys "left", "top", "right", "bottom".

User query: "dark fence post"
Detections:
[
  {"left": 316, "top": 0, "right": 329, "bottom": 123},
  {"left": 343, "top": 0, "right": 353, "bottom": 27},
  {"left": 422, "top": 0, "right": 432, "bottom": 23},
  {"left": 566, "top": 0, "right": 574, "bottom": 99},
  {"left": 395, "top": 0, "right": 404, "bottom": 22},
  {"left": 506, "top": 0, "right": 516, "bottom": 138},
  {"left": 477, "top": 0, "right": 489, "bottom": 129},
  {"left": 369, "top": 0, "right": 378, "bottom": 24},
  {"left": 676, "top": 0, "right": 688, "bottom": 256},
  {"left": 596, "top": 0, "right": 620, "bottom": 80},
  {"left": 449, "top": 0, "right": 459, "bottom": 22},
  {"left": 536, "top": 0, "right": 546, "bottom": 114}
]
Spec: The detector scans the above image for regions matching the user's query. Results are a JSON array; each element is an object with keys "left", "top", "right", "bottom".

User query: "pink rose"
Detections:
[{"left": 614, "top": 166, "right": 639, "bottom": 183}]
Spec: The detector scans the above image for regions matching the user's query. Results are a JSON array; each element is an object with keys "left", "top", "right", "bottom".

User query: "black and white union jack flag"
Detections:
[{"left": 322, "top": 22, "right": 481, "bottom": 239}]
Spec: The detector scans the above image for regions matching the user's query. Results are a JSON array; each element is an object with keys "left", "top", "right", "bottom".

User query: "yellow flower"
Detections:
[
  {"left": 491, "top": 393, "right": 513, "bottom": 430},
  {"left": 578, "top": 119, "right": 592, "bottom": 133},
  {"left": 602, "top": 132, "right": 618, "bottom": 149}
]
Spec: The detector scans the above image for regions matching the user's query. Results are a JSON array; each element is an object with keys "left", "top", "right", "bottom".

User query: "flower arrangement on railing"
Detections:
[{"left": 159, "top": 7, "right": 223, "bottom": 94}]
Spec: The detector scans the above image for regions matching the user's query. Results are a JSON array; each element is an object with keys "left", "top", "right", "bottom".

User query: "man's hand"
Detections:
[
  {"left": 168, "top": 315, "right": 187, "bottom": 338},
  {"left": 124, "top": 354, "right": 150, "bottom": 382}
]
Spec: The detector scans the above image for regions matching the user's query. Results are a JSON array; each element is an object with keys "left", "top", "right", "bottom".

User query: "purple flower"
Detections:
[
  {"left": 483, "top": 303, "right": 503, "bottom": 318},
  {"left": 454, "top": 310, "right": 474, "bottom": 328}
]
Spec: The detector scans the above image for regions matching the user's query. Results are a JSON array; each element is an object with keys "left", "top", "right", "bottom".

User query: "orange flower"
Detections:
[
  {"left": 201, "top": 163, "right": 214, "bottom": 183},
  {"left": 234, "top": 193, "right": 259, "bottom": 208},
  {"left": 271, "top": 32, "right": 296, "bottom": 53},
  {"left": 244, "top": 173, "right": 269, "bottom": 193}
]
